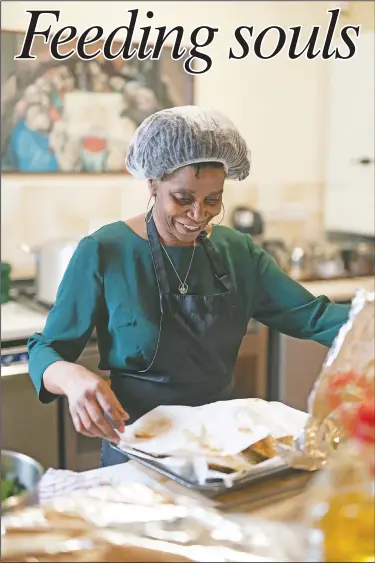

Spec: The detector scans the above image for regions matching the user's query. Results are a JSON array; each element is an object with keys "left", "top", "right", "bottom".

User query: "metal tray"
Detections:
[{"left": 110, "top": 444, "right": 300, "bottom": 496}]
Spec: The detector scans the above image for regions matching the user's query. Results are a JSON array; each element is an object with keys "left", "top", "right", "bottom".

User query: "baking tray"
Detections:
[{"left": 110, "top": 443, "right": 302, "bottom": 496}]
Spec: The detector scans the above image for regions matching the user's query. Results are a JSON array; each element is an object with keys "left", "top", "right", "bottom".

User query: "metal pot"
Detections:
[
  {"left": 1, "top": 450, "right": 44, "bottom": 513},
  {"left": 310, "top": 243, "right": 346, "bottom": 279},
  {"left": 342, "top": 243, "right": 375, "bottom": 277},
  {"left": 22, "top": 238, "right": 80, "bottom": 305}
]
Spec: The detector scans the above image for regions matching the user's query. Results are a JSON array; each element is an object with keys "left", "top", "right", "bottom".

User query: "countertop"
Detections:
[
  {"left": 300, "top": 275, "right": 374, "bottom": 302},
  {"left": 80, "top": 460, "right": 309, "bottom": 522},
  {"left": 1, "top": 276, "right": 373, "bottom": 342}
]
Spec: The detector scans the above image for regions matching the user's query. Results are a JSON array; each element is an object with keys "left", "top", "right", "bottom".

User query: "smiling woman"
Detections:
[
  {"left": 148, "top": 163, "right": 225, "bottom": 245},
  {"left": 27, "top": 105, "right": 350, "bottom": 468}
]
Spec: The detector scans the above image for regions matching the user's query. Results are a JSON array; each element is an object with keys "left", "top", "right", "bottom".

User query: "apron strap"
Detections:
[
  {"left": 146, "top": 212, "right": 233, "bottom": 294},
  {"left": 198, "top": 230, "right": 233, "bottom": 292},
  {"left": 146, "top": 210, "right": 171, "bottom": 295}
]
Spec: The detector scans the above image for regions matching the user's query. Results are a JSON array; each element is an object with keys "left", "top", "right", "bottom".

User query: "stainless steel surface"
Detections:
[
  {"left": 289, "top": 244, "right": 312, "bottom": 281},
  {"left": 1, "top": 450, "right": 44, "bottom": 512},
  {"left": 110, "top": 443, "right": 294, "bottom": 496},
  {"left": 21, "top": 238, "right": 80, "bottom": 305}
]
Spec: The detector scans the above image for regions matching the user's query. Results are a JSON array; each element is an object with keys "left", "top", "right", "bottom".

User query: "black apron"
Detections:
[{"left": 100, "top": 214, "right": 249, "bottom": 466}]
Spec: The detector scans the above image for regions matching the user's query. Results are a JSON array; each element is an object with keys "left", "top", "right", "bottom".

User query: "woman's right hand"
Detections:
[{"left": 62, "top": 367, "right": 129, "bottom": 443}]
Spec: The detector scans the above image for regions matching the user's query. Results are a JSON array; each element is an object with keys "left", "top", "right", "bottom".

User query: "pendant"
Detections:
[{"left": 178, "top": 283, "right": 188, "bottom": 295}]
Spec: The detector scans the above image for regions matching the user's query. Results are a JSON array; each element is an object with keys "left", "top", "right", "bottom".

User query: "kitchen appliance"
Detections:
[
  {"left": 342, "top": 242, "right": 375, "bottom": 277},
  {"left": 232, "top": 206, "right": 264, "bottom": 243},
  {"left": 1, "top": 450, "right": 44, "bottom": 513},
  {"left": 310, "top": 243, "right": 346, "bottom": 279},
  {"left": 21, "top": 238, "right": 80, "bottom": 306}
]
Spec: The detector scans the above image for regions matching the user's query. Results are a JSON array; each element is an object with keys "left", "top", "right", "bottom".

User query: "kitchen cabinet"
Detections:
[
  {"left": 324, "top": 31, "right": 374, "bottom": 235},
  {"left": 234, "top": 322, "right": 268, "bottom": 399},
  {"left": 1, "top": 370, "right": 60, "bottom": 469},
  {"left": 275, "top": 334, "right": 328, "bottom": 411},
  {"left": 62, "top": 344, "right": 109, "bottom": 471}
]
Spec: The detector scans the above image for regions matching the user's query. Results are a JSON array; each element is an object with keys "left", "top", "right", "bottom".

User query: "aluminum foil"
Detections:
[
  {"left": 279, "top": 288, "right": 375, "bottom": 471},
  {"left": 115, "top": 399, "right": 308, "bottom": 486},
  {"left": 1, "top": 483, "right": 306, "bottom": 562}
]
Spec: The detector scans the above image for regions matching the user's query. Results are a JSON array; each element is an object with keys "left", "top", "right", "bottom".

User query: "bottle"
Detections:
[{"left": 305, "top": 401, "right": 375, "bottom": 562}]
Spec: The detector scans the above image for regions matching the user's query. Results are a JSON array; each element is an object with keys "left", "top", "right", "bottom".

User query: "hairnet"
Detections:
[{"left": 125, "top": 106, "right": 251, "bottom": 181}]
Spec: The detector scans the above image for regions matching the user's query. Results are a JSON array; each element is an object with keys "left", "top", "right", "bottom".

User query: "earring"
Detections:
[
  {"left": 145, "top": 194, "right": 155, "bottom": 224},
  {"left": 213, "top": 203, "right": 225, "bottom": 226}
]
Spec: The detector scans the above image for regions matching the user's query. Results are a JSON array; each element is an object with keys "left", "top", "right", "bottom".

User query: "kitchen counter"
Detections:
[
  {"left": 70, "top": 460, "right": 310, "bottom": 523},
  {"left": 300, "top": 275, "right": 374, "bottom": 302},
  {"left": 2, "top": 277, "right": 373, "bottom": 339}
]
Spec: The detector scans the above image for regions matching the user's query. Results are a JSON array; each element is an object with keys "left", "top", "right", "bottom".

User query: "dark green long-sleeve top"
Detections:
[{"left": 28, "top": 221, "right": 350, "bottom": 402}]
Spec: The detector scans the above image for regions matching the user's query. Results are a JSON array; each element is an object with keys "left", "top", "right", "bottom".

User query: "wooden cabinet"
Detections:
[
  {"left": 1, "top": 371, "right": 59, "bottom": 469},
  {"left": 277, "top": 334, "right": 328, "bottom": 412},
  {"left": 324, "top": 31, "right": 374, "bottom": 235},
  {"left": 234, "top": 323, "right": 269, "bottom": 399}
]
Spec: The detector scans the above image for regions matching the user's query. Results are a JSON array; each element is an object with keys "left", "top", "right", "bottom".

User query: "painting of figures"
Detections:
[{"left": 1, "top": 31, "right": 194, "bottom": 173}]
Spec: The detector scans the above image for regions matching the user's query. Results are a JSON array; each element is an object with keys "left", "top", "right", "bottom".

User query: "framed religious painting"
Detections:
[{"left": 1, "top": 30, "right": 194, "bottom": 174}]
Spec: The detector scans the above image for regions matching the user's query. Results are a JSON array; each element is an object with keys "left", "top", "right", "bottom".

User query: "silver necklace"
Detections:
[{"left": 161, "top": 242, "right": 196, "bottom": 295}]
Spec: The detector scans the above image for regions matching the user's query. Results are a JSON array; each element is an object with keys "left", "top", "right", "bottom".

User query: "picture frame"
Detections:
[{"left": 1, "top": 29, "right": 194, "bottom": 174}]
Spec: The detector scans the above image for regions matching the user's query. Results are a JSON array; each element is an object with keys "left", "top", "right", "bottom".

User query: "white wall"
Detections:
[{"left": 1, "top": 1, "right": 372, "bottom": 276}]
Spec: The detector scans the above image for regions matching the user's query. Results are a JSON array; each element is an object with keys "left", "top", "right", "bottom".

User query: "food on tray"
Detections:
[
  {"left": 115, "top": 399, "right": 308, "bottom": 484},
  {"left": 134, "top": 416, "right": 173, "bottom": 440},
  {"left": 117, "top": 399, "right": 307, "bottom": 465},
  {"left": 247, "top": 435, "right": 294, "bottom": 460}
]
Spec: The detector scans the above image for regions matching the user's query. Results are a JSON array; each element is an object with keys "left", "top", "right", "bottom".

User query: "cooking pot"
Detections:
[
  {"left": 310, "top": 243, "right": 346, "bottom": 279},
  {"left": 341, "top": 243, "right": 375, "bottom": 277},
  {"left": 22, "top": 238, "right": 80, "bottom": 305}
]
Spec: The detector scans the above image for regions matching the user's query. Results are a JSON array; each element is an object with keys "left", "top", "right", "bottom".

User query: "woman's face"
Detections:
[{"left": 150, "top": 165, "right": 225, "bottom": 245}]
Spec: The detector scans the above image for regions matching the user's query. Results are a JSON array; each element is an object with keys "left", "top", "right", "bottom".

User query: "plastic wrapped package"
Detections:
[
  {"left": 1, "top": 483, "right": 306, "bottom": 562},
  {"left": 279, "top": 288, "right": 375, "bottom": 470}
]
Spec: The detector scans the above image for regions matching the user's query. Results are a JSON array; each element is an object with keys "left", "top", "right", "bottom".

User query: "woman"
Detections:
[{"left": 28, "top": 106, "right": 350, "bottom": 467}]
